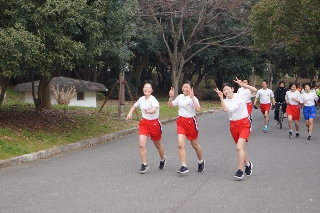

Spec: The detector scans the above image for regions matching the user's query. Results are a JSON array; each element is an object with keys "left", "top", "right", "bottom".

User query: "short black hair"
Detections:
[
  {"left": 182, "top": 80, "right": 194, "bottom": 88},
  {"left": 279, "top": 80, "right": 285, "bottom": 85},
  {"left": 262, "top": 79, "right": 268, "bottom": 84},
  {"left": 221, "top": 82, "right": 233, "bottom": 90},
  {"left": 143, "top": 80, "right": 154, "bottom": 89},
  {"left": 304, "top": 82, "right": 311, "bottom": 89},
  {"left": 288, "top": 82, "right": 298, "bottom": 89},
  {"left": 242, "top": 78, "right": 250, "bottom": 83}
]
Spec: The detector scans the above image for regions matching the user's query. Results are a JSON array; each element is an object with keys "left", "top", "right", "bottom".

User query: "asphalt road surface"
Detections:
[{"left": 1, "top": 109, "right": 320, "bottom": 213}]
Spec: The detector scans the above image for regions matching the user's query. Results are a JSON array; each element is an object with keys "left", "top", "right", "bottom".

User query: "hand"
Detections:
[
  {"left": 144, "top": 109, "right": 152, "bottom": 114},
  {"left": 169, "top": 87, "right": 174, "bottom": 98},
  {"left": 234, "top": 77, "right": 244, "bottom": 87},
  {"left": 253, "top": 105, "right": 258, "bottom": 109},
  {"left": 126, "top": 113, "right": 132, "bottom": 120},
  {"left": 271, "top": 105, "right": 275, "bottom": 110},
  {"left": 189, "top": 88, "right": 194, "bottom": 99},
  {"left": 214, "top": 88, "right": 223, "bottom": 99}
]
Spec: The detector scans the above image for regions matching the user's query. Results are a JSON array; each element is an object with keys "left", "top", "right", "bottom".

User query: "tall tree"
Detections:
[
  {"left": 138, "top": 0, "right": 251, "bottom": 96},
  {"left": 250, "top": 0, "right": 320, "bottom": 55},
  {"left": 0, "top": 27, "right": 43, "bottom": 106},
  {"left": 74, "top": 0, "right": 138, "bottom": 82}
]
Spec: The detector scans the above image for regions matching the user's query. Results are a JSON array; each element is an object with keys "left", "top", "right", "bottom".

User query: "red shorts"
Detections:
[
  {"left": 246, "top": 102, "right": 253, "bottom": 115},
  {"left": 176, "top": 116, "right": 199, "bottom": 141},
  {"left": 286, "top": 104, "right": 300, "bottom": 120},
  {"left": 139, "top": 118, "right": 162, "bottom": 141},
  {"left": 230, "top": 117, "right": 251, "bottom": 143},
  {"left": 260, "top": 103, "right": 271, "bottom": 114}
]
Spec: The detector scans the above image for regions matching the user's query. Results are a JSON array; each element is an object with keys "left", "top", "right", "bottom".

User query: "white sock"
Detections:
[
  {"left": 182, "top": 164, "right": 187, "bottom": 167},
  {"left": 198, "top": 159, "right": 203, "bottom": 164}
]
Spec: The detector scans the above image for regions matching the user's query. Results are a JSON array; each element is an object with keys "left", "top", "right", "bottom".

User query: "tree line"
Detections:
[{"left": 1, "top": 0, "right": 319, "bottom": 113}]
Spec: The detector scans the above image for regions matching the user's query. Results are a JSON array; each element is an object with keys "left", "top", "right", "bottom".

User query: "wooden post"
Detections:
[{"left": 118, "top": 72, "right": 125, "bottom": 117}]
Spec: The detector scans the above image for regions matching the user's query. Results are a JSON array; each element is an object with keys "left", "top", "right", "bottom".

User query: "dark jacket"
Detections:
[{"left": 274, "top": 86, "right": 287, "bottom": 102}]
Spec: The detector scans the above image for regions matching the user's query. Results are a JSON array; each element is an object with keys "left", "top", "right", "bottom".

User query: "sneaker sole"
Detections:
[
  {"left": 178, "top": 170, "right": 189, "bottom": 174},
  {"left": 140, "top": 167, "right": 149, "bottom": 174},
  {"left": 234, "top": 175, "right": 244, "bottom": 180}
]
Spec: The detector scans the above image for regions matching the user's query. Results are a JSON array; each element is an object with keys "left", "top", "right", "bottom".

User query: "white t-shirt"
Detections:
[
  {"left": 301, "top": 92, "right": 318, "bottom": 106},
  {"left": 134, "top": 95, "right": 159, "bottom": 120},
  {"left": 238, "top": 87, "right": 254, "bottom": 103},
  {"left": 285, "top": 90, "right": 301, "bottom": 105},
  {"left": 224, "top": 89, "right": 251, "bottom": 121},
  {"left": 255, "top": 88, "right": 274, "bottom": 104},
  {"left": 172, "top": 94, "right": 200, "bottom": 117}
]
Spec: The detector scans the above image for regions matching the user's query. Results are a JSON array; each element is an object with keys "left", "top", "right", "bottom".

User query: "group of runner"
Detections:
[
  {"left": 126, "top": 77, "right": 317, "bottom": 180},
  {"left": 126, "top": 80, "right": 205, "bottom": 175},
  {"left": 253, "top": 80, "right": 318, "bottom": 140},
  {"left": 126, "top": 78, "right": 253, "bottom": 180}
]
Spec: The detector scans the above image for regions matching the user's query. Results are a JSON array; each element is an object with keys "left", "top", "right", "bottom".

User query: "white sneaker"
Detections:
[
  {"left": 283, "top": 113, "right": 287, "bottom": 118},
  {"left": 275, "top": 120, "right": 279, "bottom": 126}
]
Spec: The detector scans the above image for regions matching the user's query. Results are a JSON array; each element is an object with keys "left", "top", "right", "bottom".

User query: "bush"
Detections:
[
  {"left": 96, "top": 92, "right": 106, "bottom": 100},
  {"left": 195, "top": 89, "right": 219, "bottom": 101}
]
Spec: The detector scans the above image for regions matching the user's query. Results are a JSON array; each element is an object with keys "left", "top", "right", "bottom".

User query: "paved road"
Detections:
[{"left": 1, "top": 109, "right": 320, "bottom": 213}]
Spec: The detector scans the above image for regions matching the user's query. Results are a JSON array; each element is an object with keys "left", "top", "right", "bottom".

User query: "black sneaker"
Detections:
[
  {"left": 295, "top": 133, "right": 300, "bottom": 138},
  {"left": 289, "top": 131, "right": 293, "bottom": 138},
  {"left": 307, "top": 135, "right": 312, "bottom": 140},
  {"left": 234, "top": 169, "right": 244, "bottom": 180},
  {"left": 198, "top": 159, "right": 205, "bottom": 172},
  {"left": 245, "top": 162, "right": 253, "bottom": 176},
  {"left": 177, "top": 166, "right": 189, "bottom": 174},
  {"left": 140, "top": 164, "right": 149, "bottom": 173},
  {"left": 159, "top": 156, "right": 167, "bottom": 169}
]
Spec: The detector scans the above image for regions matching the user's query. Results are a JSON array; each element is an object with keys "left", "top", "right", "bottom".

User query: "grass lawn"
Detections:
[{"left": 0, "top": 88, "right": 220, "bottom": 160}]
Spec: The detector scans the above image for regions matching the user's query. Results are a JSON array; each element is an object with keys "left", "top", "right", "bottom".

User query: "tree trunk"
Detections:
[
  {"left": 40, "top": 76, "right": 51, "bottom": 110},
  {"left": 33, "top": 75, "right": 52, "bottom": 113},
  {"left": 0, "top": 76, "right": 10, "bottom": 106},
  {"left": 194, "top": 68, "right": 204, "bottom": 91}
]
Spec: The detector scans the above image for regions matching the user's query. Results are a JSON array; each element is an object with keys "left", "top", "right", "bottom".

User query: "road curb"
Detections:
[{"left": 0, "top": 110, "right": 215, "bottom": 169}]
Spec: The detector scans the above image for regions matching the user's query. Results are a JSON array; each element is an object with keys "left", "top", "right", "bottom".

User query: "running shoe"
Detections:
[
  {"left": 177, "top": 166, "right": 189, "bottom": 174},
  {"left": 245, "top": 162, "right": 253, "bottom": 176},
  {"left": 159, "top": 156, "right": 167, "bottom": 169},
  {"left": 307, "top": 135, "right": 312, "bottom": 140},
  {"left": 198, "top": 159, "right": 205, "bottom": 172},
  {"left": 275, "top": 120, "right": 279, "bottom": 126},
  {"left": 234, "top": 169, "right": 244, "bottom": 180},
  {"left": 289, "top": 131, "right": 293, "bottom": 138},
  {"left": 295, "top": 133, "right": 300, "bottom": 138},
  {"left": 283, "top": 113, "right": 287, "bottom": 118},
  {"left": 140, "top": 164, "right": 149, "bottom": 173},
  {"left": 263, "top": 126, "right": 268, "bottom": 132}
]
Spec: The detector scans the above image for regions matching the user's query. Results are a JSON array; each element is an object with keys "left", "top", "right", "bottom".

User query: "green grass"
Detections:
[{"left": 0, "top": 89, "right": 220, "bottom": 160}]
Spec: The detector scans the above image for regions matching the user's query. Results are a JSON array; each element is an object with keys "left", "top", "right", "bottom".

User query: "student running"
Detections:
[
  {"left": 300, "top": 82, "right": 319, "bottom": 140},
  {"left": 237, "top": 78, "right": 254, "bottom": 121},
  {"left": 285, "top": 82, "right": 302, "bottom": 138},
  {"left": 168, "top": 81, "right": 205, "bottom": 174},
  {"left": 253, "top": 80, "right": 275, "bottom": 132},
  {"left": 214, "top": 78, "right": 257, "bottom": 180},
  {"left": 126, "top": 80, "right": 166, "bottom": 173}
]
